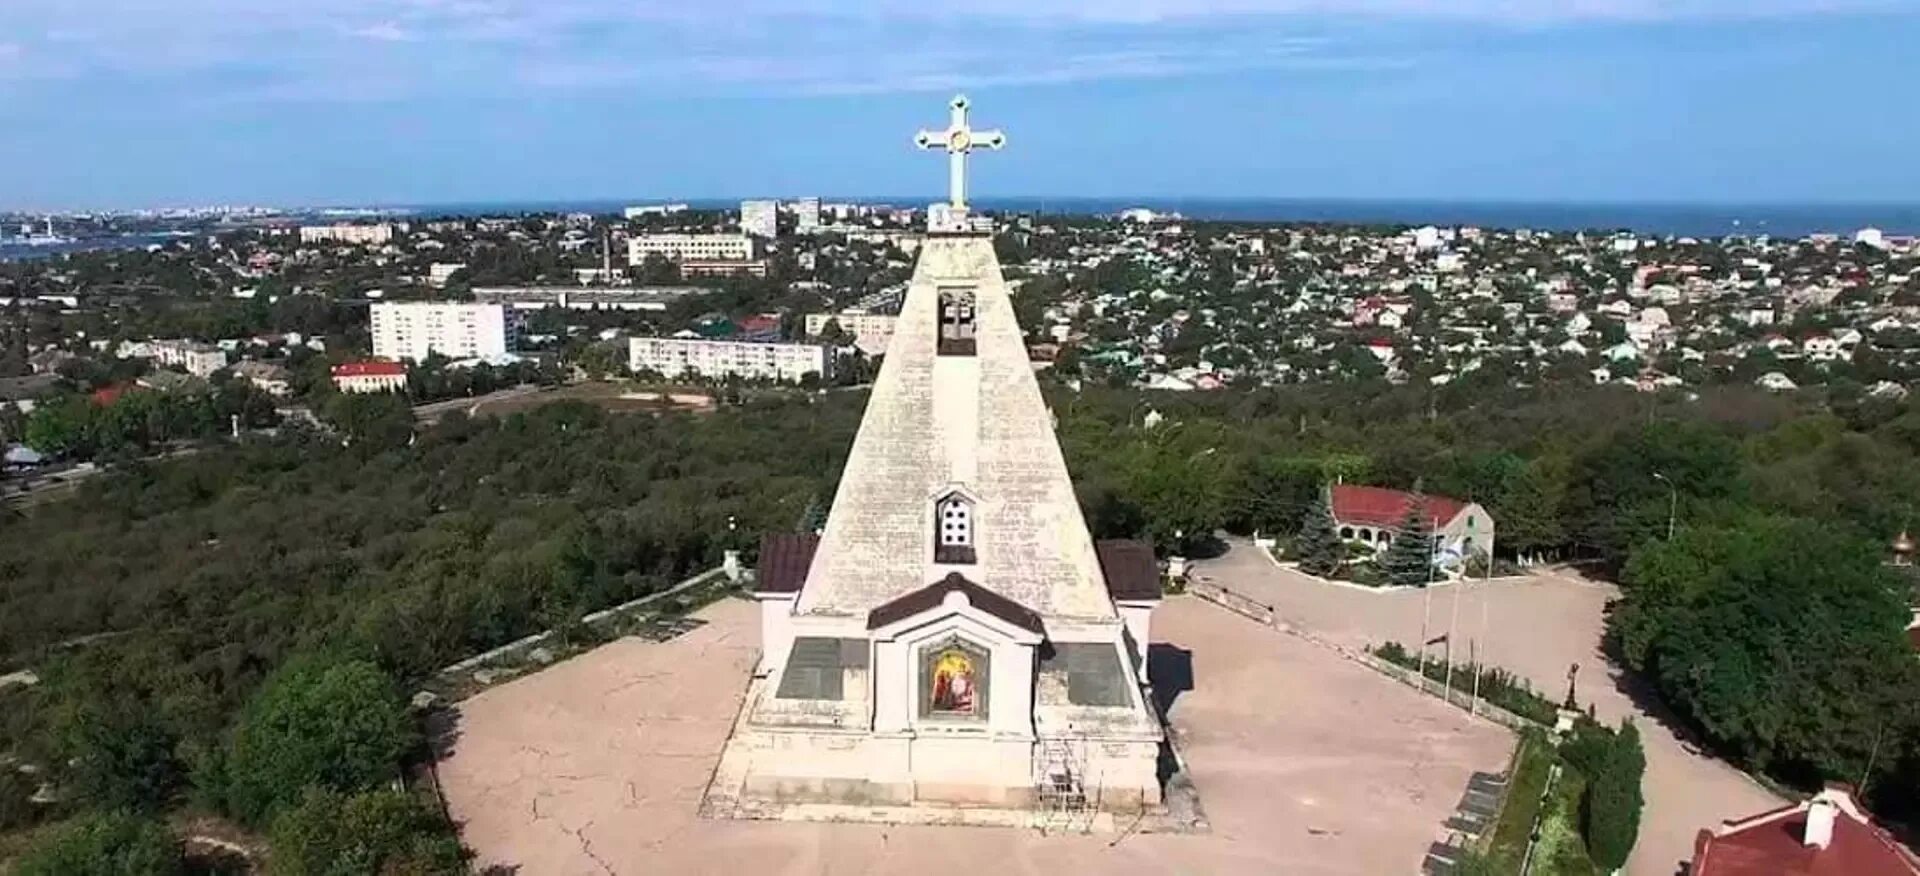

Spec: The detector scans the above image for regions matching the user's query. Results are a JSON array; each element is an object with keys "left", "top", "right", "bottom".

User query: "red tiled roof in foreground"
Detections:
[
  {"left": 331, "top": 361, "right": 408, "bottom": 378},
  {"left": 1692, "top": 787, "right": 1920, "bottom": 876},
  {"left": 1330, "top": 484, "right": 1470, "bottom": 530}
]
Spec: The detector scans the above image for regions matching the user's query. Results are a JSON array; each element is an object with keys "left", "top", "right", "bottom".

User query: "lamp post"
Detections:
[{"left": 1653, "top": 472, "right": 1677, "bottom": 541}]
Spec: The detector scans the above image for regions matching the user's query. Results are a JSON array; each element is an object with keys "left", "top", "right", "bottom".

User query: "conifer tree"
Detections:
[
  {"left": 1382, "top": 491, "right": 1436, "bottom": 587},
  {"left": 1294, "top": 485, "right": 1342, "bottom": 577},
  {"left": 1585, "top": 721, "right": 1646, "bottom": 871}
]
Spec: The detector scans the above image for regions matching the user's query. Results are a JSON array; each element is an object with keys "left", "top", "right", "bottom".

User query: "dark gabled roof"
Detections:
[
  {"left": 1095, "top": 540, "right": 1162, "bottom": 602},
  {"left": 756, "top": 533, "right": 819, "bottom": 595},
  {"left": 867, "top": 572, "right": 1044, "bottom": 636}
]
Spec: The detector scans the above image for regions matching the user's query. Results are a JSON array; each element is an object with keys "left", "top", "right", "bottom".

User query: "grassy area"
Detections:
[
  {"left": 1369, "top": 642, "right": 1559, "bottom": 725},
  {"left": 1531, "top": 770, "right": 1601, "bottom": 876},
  {"left": 1485, "top": 732, "right": 1555, "bottom": 871}
]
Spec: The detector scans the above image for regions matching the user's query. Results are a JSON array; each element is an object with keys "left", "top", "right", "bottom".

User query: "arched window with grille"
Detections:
[{"left": 934, "top": 492, "right": 976, "bottom": 564}]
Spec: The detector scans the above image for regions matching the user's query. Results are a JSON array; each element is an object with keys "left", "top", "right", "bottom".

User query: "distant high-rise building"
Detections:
[
  {"left": 794, "top": 197, "right": 822, "bottom": 233},
  {"left": 370, "top": 302, "right": 520, "bottom": 362},
  {"left": 741, "top": 200, "right": 779, "bottom": 239}
]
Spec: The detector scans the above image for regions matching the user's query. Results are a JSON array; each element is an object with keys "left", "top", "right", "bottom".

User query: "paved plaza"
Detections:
[
  {"left": 1189, "top": 538, "right": 1784, "bottom": 876},
  {"left": 438, "top": 595, "right": 1510, "bottom": 875}
]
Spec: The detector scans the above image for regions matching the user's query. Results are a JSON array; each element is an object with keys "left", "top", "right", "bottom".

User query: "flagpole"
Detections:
[
  {"left": 1418, "top": 557, "right": 1433, "bottom": 693},
  {"left": 1471, "top": 548, "right": 1491, "bottom": 719},
  {"left": 1442, "top": 539, "right": 1460, "bottom": 707}
]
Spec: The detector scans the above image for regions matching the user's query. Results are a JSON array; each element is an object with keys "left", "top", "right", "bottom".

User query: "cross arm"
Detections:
[
  {"left": 915, "top": 129, "right": 951, "bottom": 150},
  {"left": 972, "top": 129, "right": 1006, "bottom": 149}
]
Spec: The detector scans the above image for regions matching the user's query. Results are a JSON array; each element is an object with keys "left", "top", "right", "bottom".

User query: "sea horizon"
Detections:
[
  {"left": 346, "top": 196, "right": 1920, "bottom": 239},
  {"left": 6, "top": 196, "right": 1918, "bottom": 262}
]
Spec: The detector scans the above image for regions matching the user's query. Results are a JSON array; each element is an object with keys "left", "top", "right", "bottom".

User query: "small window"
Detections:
[
  {"left": 934, "top": 492, "right": 976, "bottom": 564},
  {"left": 937, "top": 288, "right": 977, "bottom": 356}
]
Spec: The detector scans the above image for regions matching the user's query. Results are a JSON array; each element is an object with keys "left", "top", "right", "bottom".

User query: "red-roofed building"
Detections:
[
  {"left": 1692, "top": 785, "right": 1920, "bottom": 876},
  {"left": 89, "top": 382, "right": 139, "bottom": 407},
  {"left": 331, "top": 361, "right": 409, "bottom": 394},
  {"left": 1330, "top": 484, "right": 1494, "bottom": 565}
]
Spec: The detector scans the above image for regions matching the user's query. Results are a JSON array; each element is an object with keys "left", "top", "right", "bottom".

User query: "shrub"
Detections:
[
  {"left": 1, "top": 767, "right": 40, "bottom": 829},
  {"left": 1368, "top": 641, "right": 1559, "bottom": 725},
  {"left": 13, "top": 811, "right": 183, "bottom": 876},
  {"left": 268, "top": 788, "right": 467, "bottom": 876},
  {"left": 218, "top": 658, "right": 417, "bottom": 826}
]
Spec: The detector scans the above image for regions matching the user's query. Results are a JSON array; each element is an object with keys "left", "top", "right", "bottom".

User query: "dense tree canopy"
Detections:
[
  {"left": 2, "top": 377, "right": 1920, "bottom": 849},
  {"left": 215, "top": 658, "right": 417, "bottom": 826},
  {"left": 1612, "top": 518, "right": 1920, "bottom": 788},
  {"left": 267, "top": 788, "right": 466, "bottom": 876},
  {"left": 12, "top": 811, "right": 183, "bottom": 876}
]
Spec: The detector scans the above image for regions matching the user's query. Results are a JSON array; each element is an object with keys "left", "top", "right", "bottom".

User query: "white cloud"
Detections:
[
  {"left": 0, "top": 0, "right": 1911, "bottom": 102},
  {"left": 346, "top": 22, "right": 416, "bottom": 42}
]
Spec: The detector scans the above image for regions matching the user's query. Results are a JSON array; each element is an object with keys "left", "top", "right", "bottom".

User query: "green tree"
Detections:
[
  {"left": 570, "top": 340, "right": 628, "bottom": 380},
  {"left": 1612, "top": 517, "right": 1920, "bottom": 783},
  {"left": 13, "top": 811, "right": 184, "bottom": 876},
  {"left": 1565, "top": 420, "right": 1744, "bottom": 565},
  {"left": 321, "top": 391, "right": 414, "bottom": 450},
  {"left": 44, "top": 692, "right": 187, "bottom": 812},
  {"left": 1381, "top": 492, "right": 1436, "bottom": 587},
  {"left": 1121, "top": 439, "right": 1230, "bottom": 554},
  {"left": 23, "top": 395, "right": 96, "bottom": 457},
  {"left": 218, "top": 658, "right": 417, "bottom": 825},
  {"left": 815, "top": 318, "right": 853, "bottom": 348},
  {"left": 1498, "top": 457, "right": 1568, "bottom": 557},
  {"left": 1585, "top": 721, "right": 1646, "bottom": 871},
  {"left": 267, "top": 788, "right": 466, "bottom": 876},
  {"left": 1293, "top": 485, "right": 1342, "bottom": 576}
]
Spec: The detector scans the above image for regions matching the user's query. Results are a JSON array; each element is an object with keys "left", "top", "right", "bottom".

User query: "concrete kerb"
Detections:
[{"left": 423, "top": 565, "right": 735, "bottom": 703}]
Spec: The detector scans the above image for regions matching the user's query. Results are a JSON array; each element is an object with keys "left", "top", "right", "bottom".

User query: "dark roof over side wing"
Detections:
[
  {"left": 756, "top": 533, "right": 819, "bottom": 595},
  {"left": 1095, "top": 539, "right": 1162, "bottom": 602}
]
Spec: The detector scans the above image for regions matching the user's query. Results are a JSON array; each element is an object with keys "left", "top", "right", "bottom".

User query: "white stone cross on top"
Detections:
[{"left": 914, "top": 94, "right": 1005, "bottom": 211}]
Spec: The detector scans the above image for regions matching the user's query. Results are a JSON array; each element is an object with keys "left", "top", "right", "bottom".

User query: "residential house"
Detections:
[{"left": 1329, "top": 484, "right": 1495, "bottom": 566}]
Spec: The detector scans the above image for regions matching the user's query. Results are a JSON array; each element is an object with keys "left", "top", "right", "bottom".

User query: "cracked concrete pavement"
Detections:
[
  {"left": 1188, "top": 538, "right": 1784, "bottom": 876},
  {"left": 438, "top": 595, "right": 1511, "bottom": 875}
]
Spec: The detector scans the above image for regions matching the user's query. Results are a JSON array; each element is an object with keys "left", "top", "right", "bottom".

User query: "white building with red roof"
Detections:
[
  {"left": 1330, "top": 484, "right": 1494, "bottom": 566},
  {"left": 331, "top": 361, "right": 408, "bottom": 394},
  {"left": 1691, "top": 785, "right": 1920, "bottom": 876}
]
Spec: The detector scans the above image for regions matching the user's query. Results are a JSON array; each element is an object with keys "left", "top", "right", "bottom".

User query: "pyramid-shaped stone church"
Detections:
[{"left": 713, "top": 96, "right": 1165, "bottom": 817}]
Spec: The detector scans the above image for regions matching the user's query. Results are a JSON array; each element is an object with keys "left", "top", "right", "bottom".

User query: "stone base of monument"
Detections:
[{"left": 699, "top": 675, "right": 1207, "bottom": 835}]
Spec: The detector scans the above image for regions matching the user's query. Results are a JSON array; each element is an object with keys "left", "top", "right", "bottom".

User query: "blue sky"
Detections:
[{"left": 2, "top": 0, "right": 1918, "bottom": 210}]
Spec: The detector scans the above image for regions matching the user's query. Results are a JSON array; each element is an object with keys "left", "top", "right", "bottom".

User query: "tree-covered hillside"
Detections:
[{"left": 2, "top": 378, "right": 1919, "bottom": 862}]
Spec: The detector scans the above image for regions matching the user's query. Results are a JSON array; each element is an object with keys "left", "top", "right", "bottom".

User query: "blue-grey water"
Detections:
[
  {"left": 7, "top": 198, "right": 1917, "bottom": 261},
  {"left": 398, "top": 197, "right": 1920, "bottom": 239}
]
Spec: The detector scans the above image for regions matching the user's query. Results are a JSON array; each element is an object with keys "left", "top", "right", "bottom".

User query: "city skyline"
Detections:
[{"left": 3, "top": 1, "right": 1920, "bottom": 209}]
